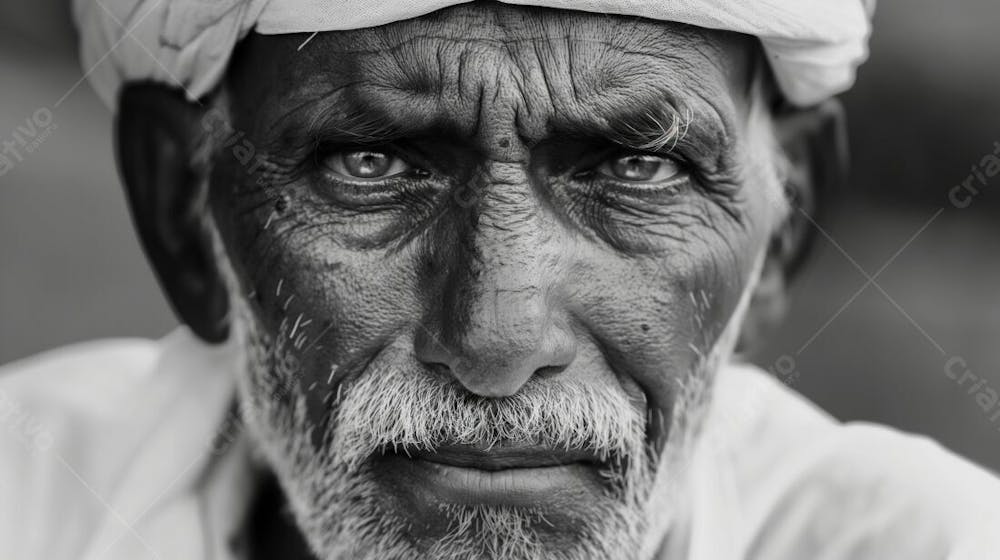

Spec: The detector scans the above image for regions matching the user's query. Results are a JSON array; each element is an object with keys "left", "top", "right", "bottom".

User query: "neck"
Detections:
[{"left": 244, "top": 472, "right": 318, "bottom": 560}]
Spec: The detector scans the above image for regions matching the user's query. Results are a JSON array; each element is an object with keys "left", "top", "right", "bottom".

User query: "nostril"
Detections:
[
  {"left": 425, "top": 361, "right": 451, "bottom": 377},
  {"left": 534, "top": 364, "right": 567, "bottom": 379},
  {"left": 414, "top": 326, "right": 457, "bottom": 367},
  {"left": 414, "top": 311, "right": 577, "bottom": 396}
]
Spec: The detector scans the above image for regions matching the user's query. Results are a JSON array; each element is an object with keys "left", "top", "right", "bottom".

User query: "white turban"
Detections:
[{"left": 73, "top": 0, "right": 875, "bottom": 110}]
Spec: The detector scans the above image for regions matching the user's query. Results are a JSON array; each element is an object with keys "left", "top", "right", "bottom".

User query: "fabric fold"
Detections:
[{"left": 74, "top": 0, "right": 875, "bottom": 109}]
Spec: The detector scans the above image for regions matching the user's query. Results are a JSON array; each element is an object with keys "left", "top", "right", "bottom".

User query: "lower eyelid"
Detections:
[
  {"left": 320, "top": 170, "right": 408, "bottom": 185},
  {"left": 310, "top": 168, "right": 446, "bottom": 204},
  {"left": 324, "top": 164, "right": 412, "bottom": 182},
  {"left": 585, "top": 174, "right": 692, "bottom": 201}
]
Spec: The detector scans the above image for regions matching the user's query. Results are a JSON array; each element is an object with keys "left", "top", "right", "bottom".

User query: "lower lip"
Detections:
[{"left": 376, "top": 453, "right": 607, "bottom": 508}]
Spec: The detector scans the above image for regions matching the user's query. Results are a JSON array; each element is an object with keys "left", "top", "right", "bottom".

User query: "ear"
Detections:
[
  {"left": 738, "top": 98, "right": 848, "bottom": 354},
  {"left": 115, "top": 83, "right": 230, "bottom": 343}
]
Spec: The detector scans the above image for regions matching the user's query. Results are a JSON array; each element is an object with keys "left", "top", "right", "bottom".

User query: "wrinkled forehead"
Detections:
[{"left": 225, "top": 3, "right": 760, "bottom": 145}]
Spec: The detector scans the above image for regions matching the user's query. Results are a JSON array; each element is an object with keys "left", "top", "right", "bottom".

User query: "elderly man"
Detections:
[{"left": 2, "top": 1, "right": 1000, "bottom": 559}]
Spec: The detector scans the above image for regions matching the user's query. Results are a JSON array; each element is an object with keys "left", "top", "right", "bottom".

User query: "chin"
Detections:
[
  {"left": 255, "top": 451, "right": 653, "bottom": 560},
  {"left": 237, "top": 374, "right": 697, "bottom": 560},
  {"left": 366, "top": 446, "right": 645, "bottom": 558}
]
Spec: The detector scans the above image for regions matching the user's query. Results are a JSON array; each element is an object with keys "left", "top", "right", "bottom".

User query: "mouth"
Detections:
[
  {"left": 409, "top": 442, "right": 606, "bottom": 470},
  {"left": 375, "top": 442, "right": 614, "bottom": 509}
]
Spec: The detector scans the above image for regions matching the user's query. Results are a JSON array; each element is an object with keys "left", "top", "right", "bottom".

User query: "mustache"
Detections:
[{"left": 324, "top": 363, "right": 649, "bottom": 477}]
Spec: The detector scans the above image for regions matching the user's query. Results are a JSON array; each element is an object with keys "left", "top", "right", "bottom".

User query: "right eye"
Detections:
[{"left": 321, "top": 149, "right": 413, "bottom": 181}]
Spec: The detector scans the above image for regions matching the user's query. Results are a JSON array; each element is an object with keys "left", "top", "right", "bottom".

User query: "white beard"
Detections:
[{"left": 218, "top": 242, "right": 766, "bottom": 560}]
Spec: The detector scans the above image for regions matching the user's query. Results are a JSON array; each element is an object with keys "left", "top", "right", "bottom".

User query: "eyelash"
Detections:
[
  {"left": 294, "top": 138, "right": 706, "bottom": 207},
  {"left": 305, "top": 144, "right": 441, "bottom": 207},
  {"left": 574, "top": 152, "right": 693, "bottom": 192}
]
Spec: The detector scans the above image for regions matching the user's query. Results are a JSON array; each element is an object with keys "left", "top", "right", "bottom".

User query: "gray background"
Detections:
[{"left": 2, "top": 1, "right": 999, "bottom": 471}]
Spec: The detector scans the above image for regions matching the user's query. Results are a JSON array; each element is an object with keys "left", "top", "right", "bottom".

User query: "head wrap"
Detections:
[{"left": 73, "top": 0, "right": 875, "bottom": 110}]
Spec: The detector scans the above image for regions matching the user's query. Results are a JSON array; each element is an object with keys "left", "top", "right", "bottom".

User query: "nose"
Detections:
[
  {"left": 415, "top": 292, "right": 577, "bottom": 397},
  {"left": 415, "top": 167, "right": 577, "bottom": 397}
]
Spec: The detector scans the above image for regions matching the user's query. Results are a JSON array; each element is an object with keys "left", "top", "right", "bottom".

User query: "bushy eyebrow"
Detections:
[
  {"left": 265, "top": 86, "right": 406, "bottom": 153},
  {"left": 551, "top": 100, "right": 702, "bottom": 153},
  {"left": 609, "top": 106, "right": 695, "bottom": 152},
  {"left": 264, "top": 70, "right": 736, "bottom": 172},
  {"left": 544, "top": 93, "right": 738, "bottom": 178}
]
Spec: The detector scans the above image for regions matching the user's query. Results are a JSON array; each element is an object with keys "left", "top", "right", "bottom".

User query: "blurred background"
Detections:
[{"left": 1, "top": 1, "right": 998, "bottom": 471}]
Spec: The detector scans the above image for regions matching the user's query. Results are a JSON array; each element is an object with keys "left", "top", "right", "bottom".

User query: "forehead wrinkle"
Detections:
[
  {"left": 268, "top": 4, "right": 734, "bottom": 94},
  {"left": 240, "top": 9, "right": 753, "bottom": 156}
]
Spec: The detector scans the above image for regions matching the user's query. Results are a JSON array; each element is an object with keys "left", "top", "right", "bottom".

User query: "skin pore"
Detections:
[{"left": 115, "top": 2, "right": 841, "bottom": 559}]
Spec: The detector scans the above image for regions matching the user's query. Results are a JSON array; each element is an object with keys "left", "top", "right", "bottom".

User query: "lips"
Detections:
[
  {"left": 374, "top": 442, "right": 612, "bottom": 511},
  {"left": 405, "top": 442, "right": 605, "bottom": 471}
]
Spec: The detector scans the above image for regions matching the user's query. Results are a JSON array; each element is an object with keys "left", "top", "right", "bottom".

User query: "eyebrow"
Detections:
[
  {"left": 266, "top": 86, "right": 407, "bottom": 155},
  {"left": 547, "top": 93, "right": 737, "bottom": 176},
  {"left": 267, "top": 78, "right": 735, "bottom": 167},
  {"left": 555, "top": 100, "right": 703, "bottom": 153}
]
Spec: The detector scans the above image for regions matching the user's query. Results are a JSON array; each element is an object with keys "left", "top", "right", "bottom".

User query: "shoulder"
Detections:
[
  {"left": 0, "top": 330, "right": 238, "bottom": 560},
  {"left": 0, "top": 337, "right": 161, "bottom": 419},
  {"left": 712, "top": 362, "right": 1000, "bottom": 560},
  {"left": 0, "top": 336, "right": 167, "bottom": 476},
  {"left": 0, "top": 337, "right": 162, "bottom": 558}
]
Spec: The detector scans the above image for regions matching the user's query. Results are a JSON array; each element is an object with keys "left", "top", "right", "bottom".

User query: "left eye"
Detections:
[
  {"left": 321, "top": 149, "right": 412, "bottom": 180},
  {"left": 596, "top": 153, "right": 682, "bottom": 182}
]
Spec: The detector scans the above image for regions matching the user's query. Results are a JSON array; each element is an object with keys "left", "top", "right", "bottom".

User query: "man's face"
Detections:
[{"left": 209, "top": 4, "right": 786, "bottom": 559}]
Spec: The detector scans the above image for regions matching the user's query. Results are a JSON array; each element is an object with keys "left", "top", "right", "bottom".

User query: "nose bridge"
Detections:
[
  {"left": 464, "top": 211, "right": 548, "bottom": 356},
  {"left": 420, "top": 164, "right": 575, "bottom": 397},
  {"left": 460, "top": 161, "right": 553, "bottom": 313}
]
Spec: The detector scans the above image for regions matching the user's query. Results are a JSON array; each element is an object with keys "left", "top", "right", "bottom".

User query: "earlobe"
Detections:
[
  {"left": 735, "top": 250, "right": 788, "bottom": 355},
  {"left": 115, "top": 83, "right": 230, "bottom": 343}
]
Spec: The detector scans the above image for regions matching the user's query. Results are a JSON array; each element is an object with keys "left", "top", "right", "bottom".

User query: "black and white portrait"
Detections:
[{"left": 2, "top": 1, "right": 999, "bottom": 559}]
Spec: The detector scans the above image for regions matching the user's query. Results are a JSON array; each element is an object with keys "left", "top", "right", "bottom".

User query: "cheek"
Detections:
[
  {"left": 570, "top": 205, "right": 767, "bottom": 452},
  {"left": 575, "top": 247, "right": 734, "bottom": 381},
  {"left": 227, "top": 198, "right": 426, "bottom": 403}
]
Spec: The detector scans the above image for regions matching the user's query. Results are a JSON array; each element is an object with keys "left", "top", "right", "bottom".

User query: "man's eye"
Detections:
[
  {"left": 321, "top": 149, "right": 411, "bottom": 180},
  {"left": 596, "top": 153, "right": 683, "bottom": 182}
]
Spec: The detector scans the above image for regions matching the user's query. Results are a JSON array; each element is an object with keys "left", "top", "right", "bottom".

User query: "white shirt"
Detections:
[{"left": 1, "top": 328, "right": 998, "bottom": 559}]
